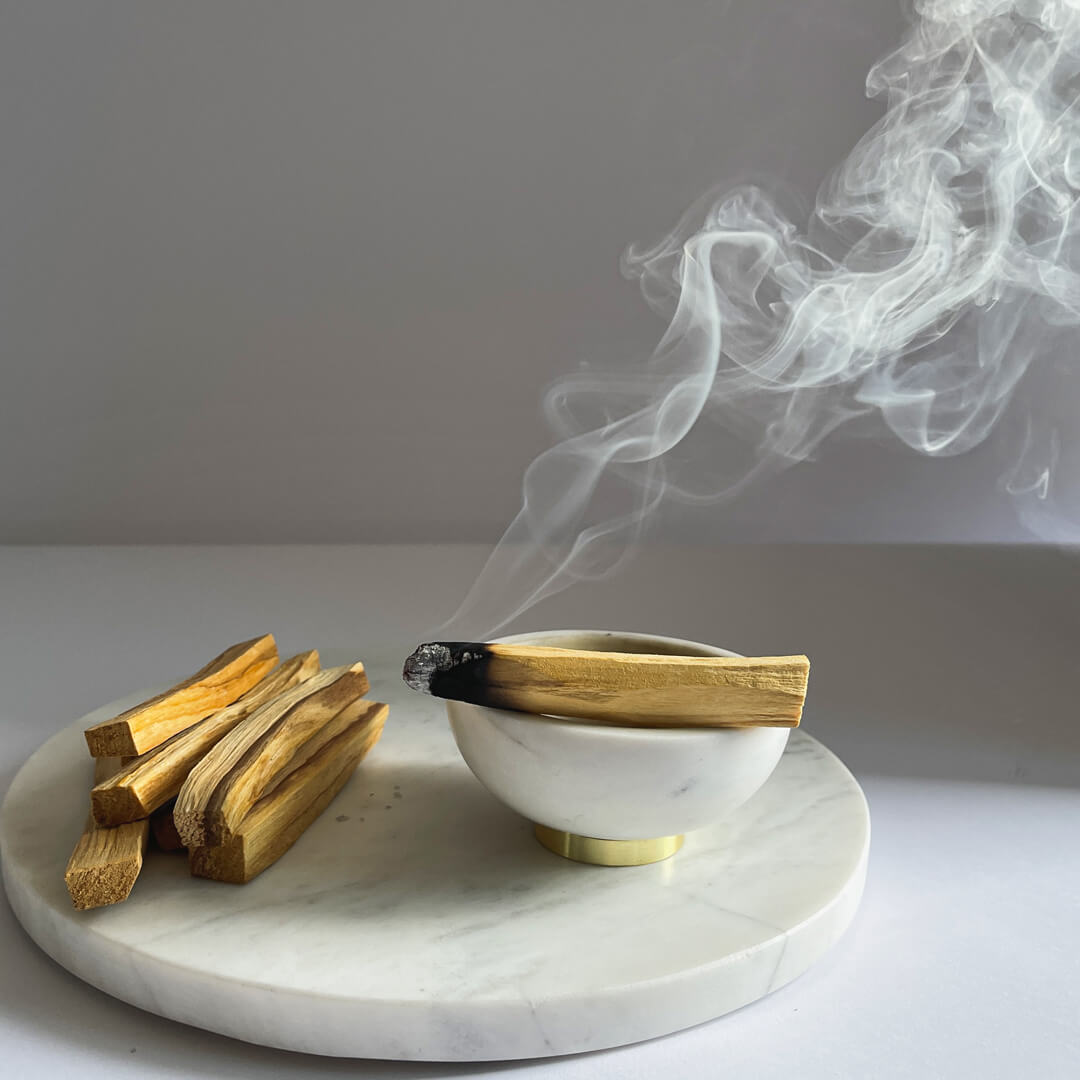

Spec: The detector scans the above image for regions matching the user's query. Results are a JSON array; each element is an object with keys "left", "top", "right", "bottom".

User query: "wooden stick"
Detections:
[
  {"left": 403, "top": 642, "right": 809, "bottom": 727},
  {"left": 64, "top": 758, "right": 150, "bottom": 909},
  {"left": 84, "top": 634, "right": 279, "bottom": 757},
  {"left": 174, "top": 663, "right": 370, "bottom": 848},
  {"left": 190, "top": 702, "right": 388, "bottom": 884},
  {"left": 91, "top": 650, "right": 321, "bottom": 826},
  {"left": 150, "top": 800, "right": 185, "bottom": 853}
]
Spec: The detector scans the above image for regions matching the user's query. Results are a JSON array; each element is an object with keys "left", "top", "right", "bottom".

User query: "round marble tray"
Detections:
[{"left": 0, "top": 658, "right": 869, "bottom": 1061}]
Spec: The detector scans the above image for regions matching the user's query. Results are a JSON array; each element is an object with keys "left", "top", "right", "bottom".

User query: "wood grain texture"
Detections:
[
  {"left": 64, "top": 757, "right": 150, "bottom": 909},
  {"left": 189, "top": 702, "right": 388, "bottom": 884},
  {"left": 174, "top": 663, "right": 370, "bottom": 848},
  {"left": 84, "top": 634, "right": 279, "bottom": 756},
  {"left": 404, "top": 642, "right": 809, "bottom": 727},
  {"left": 91, "top": 650, "right": 321, "bottom": 826}
]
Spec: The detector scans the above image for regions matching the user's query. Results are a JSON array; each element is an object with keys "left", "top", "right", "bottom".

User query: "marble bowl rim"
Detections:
[{"left": 448, "top": 627, "right": 760, "bottom": 744}]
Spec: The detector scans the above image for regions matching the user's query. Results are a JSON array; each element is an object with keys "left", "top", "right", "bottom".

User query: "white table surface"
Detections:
[{"left": 1, "top": 544, "right": 1077, "bottom": 1079}]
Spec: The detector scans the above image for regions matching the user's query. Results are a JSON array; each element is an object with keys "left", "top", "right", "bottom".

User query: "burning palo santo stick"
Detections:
[
  {"left": 90, "top": 650, "right": 321, "bottom": 827},
  {"left": 84, "top": 634, "right": 279, "bottom": 757},
  {"left": 403, "top": 642, "right": 809, "bottom": 727},
  {"left": 65, "top": 758, "right": 150, "bottom": 910},
  {"left": 190, "top": 701, "right": 388, "bottom": 884},
  {"left": 175, "top": 663, "right": 370, "bottom": 848}
]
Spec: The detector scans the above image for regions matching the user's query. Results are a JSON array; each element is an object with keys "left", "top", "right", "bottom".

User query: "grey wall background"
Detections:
[{"left": 0, "top": 1, "right": 1054, "bottom": 543}]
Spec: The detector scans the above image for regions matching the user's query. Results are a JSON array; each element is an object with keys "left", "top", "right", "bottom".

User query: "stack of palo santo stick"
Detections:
[{"left": 65, "top": 634, "right": 388, "bottom": 910}]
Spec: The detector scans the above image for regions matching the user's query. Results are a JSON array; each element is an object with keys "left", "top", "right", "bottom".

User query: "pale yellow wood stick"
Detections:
[
  {"left": 190, "top": 702, "right": 388, "bottom": 884},
  {"left": 64, "top": 758, "right": 150, "bottom": 910},
  {"left": 84, "top": 634, "right": 279, "bottom": 757},
  {"left": 91, "top": 650, "right": 321, "bottom": 826},
  {"left": 175, "top": 664, "right": 370, "bottom": 848}
]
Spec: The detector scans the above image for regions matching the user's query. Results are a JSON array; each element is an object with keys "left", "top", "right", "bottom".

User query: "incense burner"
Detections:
[{"left": 447, "top": 629, "right": 790, "bottom": 866}]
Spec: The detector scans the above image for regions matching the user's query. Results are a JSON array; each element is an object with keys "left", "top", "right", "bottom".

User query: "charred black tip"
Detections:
[
  {"left": 402, "top": 641, "right": 496, "bottom": 703},
  {"left": 401, "top": 642, "right": 490, "bottom": 695},
  {"left": 402, "top": 643, "right": 452, "bottom": 693}
]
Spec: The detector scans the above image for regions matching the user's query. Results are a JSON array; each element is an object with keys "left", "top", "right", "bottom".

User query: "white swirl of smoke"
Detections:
[{"left": 448, "top": 0, "right": 1080, "bottom": 636}]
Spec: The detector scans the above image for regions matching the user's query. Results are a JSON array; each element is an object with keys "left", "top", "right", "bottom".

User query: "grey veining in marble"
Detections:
[{"left": 0, "top": 649, "right": 869, "bottom": 1061}]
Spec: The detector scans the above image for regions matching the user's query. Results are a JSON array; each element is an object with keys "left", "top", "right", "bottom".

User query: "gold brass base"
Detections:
[{"left": 534, "top": 824, "right": 684, "bottom": 866}]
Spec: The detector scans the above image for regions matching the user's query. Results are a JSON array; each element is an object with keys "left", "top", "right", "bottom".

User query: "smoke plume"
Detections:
[{"left": 449, "top": 0, "right": 1080, "bottom": 636}]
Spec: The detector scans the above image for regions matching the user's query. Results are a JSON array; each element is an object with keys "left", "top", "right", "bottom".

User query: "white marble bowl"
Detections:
[{"left": 447, "top": 630, "right": 791, "bottom": 853}]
